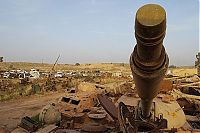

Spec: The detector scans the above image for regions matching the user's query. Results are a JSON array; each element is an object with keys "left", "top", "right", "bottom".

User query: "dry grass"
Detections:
[
  {"left": 169, "top": 68, "right": 197, "bottom": 77},
  {"left": 0, "top": 62, "right": 131, "bottom": 72}
]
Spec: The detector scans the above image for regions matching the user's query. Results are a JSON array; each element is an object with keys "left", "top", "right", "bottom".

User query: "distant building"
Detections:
[{"left": 0, "top": 57, "right": 3, "bottom": 62}]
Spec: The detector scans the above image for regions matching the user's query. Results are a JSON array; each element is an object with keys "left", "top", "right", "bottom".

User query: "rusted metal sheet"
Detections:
[
  {"left": 130, "top": 4, "right": 169, "bottom": 118},
  {"left": 35, "top": 124, "right": 58, "bottom": 133},
  {"left": 172, "top": 89, "right": 200, "bottom": 100},
  {"left": 178, "top": 81, "right": 200, "bottom": 88},
  {"left": 118, "top": 102, "right": 167, "bottom": 133},
  {"left": 81, "top": 123, "right": 107, "bottom": 133},
  {"left": 88, "top": 112, "right": 106, "bottom": 120},
  {"left": 19, "top": 116, "right": 39, "bottom": 132},
  {"left": 97, "top": 94, "right": 118, "bottom": 121},
  {"left": 159, "top": 80, "right": 173, "bottom": 92},
  {"left": 55, "top": 129, "right": 80, "bottom": 133},
  {"left": 58, "top": 92, "right": 97, "bottom": 113}
]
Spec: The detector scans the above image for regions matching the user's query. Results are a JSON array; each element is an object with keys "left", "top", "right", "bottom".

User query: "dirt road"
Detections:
[{"left": 0, "top": 92, "right": 64, "bottom": 131}]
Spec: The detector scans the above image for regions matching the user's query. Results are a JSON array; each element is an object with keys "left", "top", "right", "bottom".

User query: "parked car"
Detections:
[
  {"left": 9, "top": 70, "right": 18, "bottom": 78},
  {"left": 19, "top": 71, "right": 30, "bottom": 80},
  {"left": 54, "top": 72, "right": 64, "bottom": 78},
  {"left": 3, "top": 72, "right": 10, "bottom": 78},
  {"left": 30, "top": 69, "right": 40, "bottom": 79}
]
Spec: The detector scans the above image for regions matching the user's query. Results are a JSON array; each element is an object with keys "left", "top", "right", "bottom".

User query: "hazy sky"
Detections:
[{"left": 0, "top": 0, "right": 199, "bottom": 66}]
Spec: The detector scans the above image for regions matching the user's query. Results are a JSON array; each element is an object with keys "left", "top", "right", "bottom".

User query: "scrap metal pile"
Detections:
[
  {"left": 10, "top": 78, "right": 200, "bottom": 133},
  {"left": 1, "top": 3, "right": 199, "bottom": 133}
]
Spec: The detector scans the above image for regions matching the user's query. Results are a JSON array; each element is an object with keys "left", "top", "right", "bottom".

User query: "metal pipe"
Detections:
[{"left": 130, "top": 4, "right": 169, "bottom": 118}]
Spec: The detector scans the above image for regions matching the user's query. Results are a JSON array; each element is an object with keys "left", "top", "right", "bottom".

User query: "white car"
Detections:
[
  {"left": 3, "top": 72, "right": 10, "bottom": 78},
  {"left": 54, "top": 72, "right": 64, "bottom": 78},
  {"left": 30, "top": 69, "right": 40, "bottom": 79},
  {"left": 19, "top": 71, "right": 30, "bottom": 79}
]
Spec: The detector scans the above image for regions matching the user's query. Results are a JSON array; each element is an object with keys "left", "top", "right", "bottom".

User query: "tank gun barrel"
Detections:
[{"left": 130, "top": 4, "right": 169, "bottom": 118}]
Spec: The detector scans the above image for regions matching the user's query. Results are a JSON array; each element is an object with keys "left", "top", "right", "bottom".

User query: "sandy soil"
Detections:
[
  {"left": 171, "top": 68, "right": 197, "bottom": 77},
  {"left": 0, "top": 92, "right": 64, "bottom": 131}
]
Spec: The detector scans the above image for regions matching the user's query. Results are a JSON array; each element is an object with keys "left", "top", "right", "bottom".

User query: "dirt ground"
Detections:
[{"left": 0, "top": 92, "right": 64, "bottom": 131}]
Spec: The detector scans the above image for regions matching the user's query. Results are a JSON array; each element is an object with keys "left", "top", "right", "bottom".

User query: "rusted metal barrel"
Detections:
[{"left": 130, "top": 4, "right": 169, "bottom": 118}]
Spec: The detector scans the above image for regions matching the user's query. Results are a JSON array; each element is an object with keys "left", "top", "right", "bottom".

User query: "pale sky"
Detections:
[{"left": 0, "top": 0, "right": 199, "bottom": 66}]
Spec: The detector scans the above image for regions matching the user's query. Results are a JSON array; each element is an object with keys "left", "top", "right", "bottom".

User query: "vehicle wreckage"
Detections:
[{"left": 6, "top": 4, "right": 200, "bottom": 133}]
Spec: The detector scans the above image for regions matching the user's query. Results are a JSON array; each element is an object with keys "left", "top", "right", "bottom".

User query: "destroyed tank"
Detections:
[
  {"left": 118, "top": 4, "right": 186, "bottom": 132},
  {"left": 130, "top": 4, "right": 169, "bottom": 118},
  {"left": 98, "top": 4, "right": 185, "bottom": 132}
]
